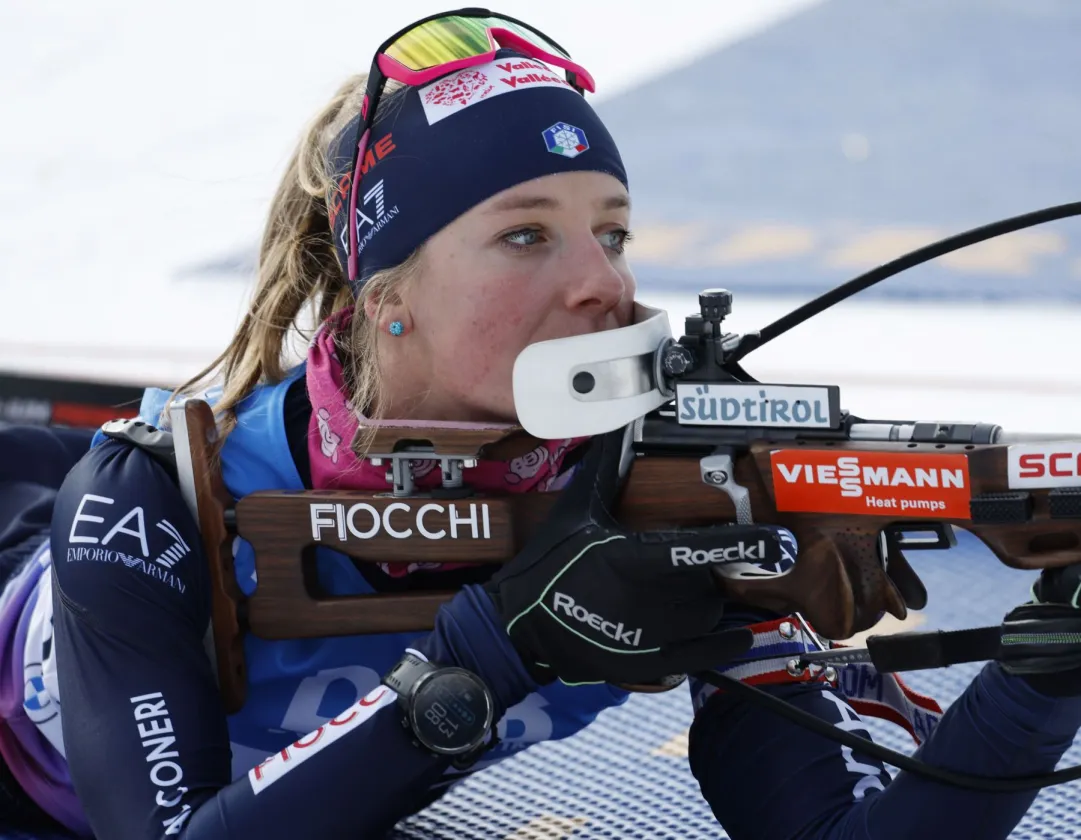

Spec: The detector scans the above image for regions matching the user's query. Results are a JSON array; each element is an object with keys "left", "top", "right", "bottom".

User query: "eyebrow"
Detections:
[{"left": 485, "top": 193, "right": 630, "bottom": 214}]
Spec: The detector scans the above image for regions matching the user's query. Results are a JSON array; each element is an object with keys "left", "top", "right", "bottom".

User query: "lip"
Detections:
[{"left": 527, "top": 302, "right": 634, "bottom": 345}]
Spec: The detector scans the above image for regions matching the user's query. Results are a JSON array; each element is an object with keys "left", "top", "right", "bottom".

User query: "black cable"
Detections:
[{"left": 729, "top": 201, "right": 1081, "bottom": 363}]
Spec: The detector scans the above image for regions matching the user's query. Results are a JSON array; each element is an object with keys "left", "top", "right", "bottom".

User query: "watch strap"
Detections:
[{"left": 382, "top": 650, "right": 433, "bottom": 699}]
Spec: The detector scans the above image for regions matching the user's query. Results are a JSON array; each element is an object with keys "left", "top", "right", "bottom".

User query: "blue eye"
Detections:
[
  {"left": 500, "top": 227, "right": 634, "bottom": 254},
  {"left": 502, "top": 229, "right": 542, "bottom": 251},
  {"left": 600, "top": 228, "right": 634, "bottom": 254}
]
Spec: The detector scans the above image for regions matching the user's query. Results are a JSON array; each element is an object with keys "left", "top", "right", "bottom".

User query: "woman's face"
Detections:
[{"left": 370, "top": 170, "right": 636, "bottom": 423}]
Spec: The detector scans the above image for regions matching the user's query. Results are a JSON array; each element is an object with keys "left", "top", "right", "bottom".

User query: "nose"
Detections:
[{"left": 561, "top": 236, "right": 628, "bottom": 315}]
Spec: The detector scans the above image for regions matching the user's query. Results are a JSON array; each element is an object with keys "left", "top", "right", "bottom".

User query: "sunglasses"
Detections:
[{"left": 343, "top": 7, "right": 597, "bottom": 285}]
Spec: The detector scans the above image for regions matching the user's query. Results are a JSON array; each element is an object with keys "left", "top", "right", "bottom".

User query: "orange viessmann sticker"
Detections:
[{"left": 770, "top": 450, "right": 972, "bottom": 519}]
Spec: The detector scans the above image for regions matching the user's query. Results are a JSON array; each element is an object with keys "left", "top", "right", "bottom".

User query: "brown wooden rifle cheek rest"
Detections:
[{"left": 183, "top": 401, "right": 1081, "bottom": 714}]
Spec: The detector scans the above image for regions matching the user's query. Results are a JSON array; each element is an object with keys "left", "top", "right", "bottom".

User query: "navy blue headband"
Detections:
[{"left": 326, "top": 50, "right": 628, "bottom": 296}]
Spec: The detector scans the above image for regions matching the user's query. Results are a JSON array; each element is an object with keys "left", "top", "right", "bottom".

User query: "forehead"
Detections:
[{"left": 480, "top": 171, "right": 630, "bottom": 215}]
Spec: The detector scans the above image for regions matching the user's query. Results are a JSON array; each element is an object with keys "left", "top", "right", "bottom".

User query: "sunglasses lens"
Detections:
[{"left": 383, "top": 15, "right": 569, "bottom": 72}]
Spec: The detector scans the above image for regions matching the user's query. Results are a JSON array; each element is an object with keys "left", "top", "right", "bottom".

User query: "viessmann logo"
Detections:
[{"left": 770, "top": 451, "right": 972, "bottom": 519}]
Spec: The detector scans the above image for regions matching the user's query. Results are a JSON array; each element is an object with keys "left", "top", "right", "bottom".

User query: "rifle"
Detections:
[{"left": 169, "top": 201, "right": 1081, "bottom": 791}]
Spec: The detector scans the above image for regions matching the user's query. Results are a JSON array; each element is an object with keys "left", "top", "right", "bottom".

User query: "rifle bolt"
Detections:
[
  {"left": 786, "top": 659, "right": 805, "bottom": 677},
  {"left": 462, "top": 459, "right": 478, "bottom": 469},
  {"left": 369, "top": 458, "right": 384, "bottom": 466},
  {"left": 823, "top": 666, "right": 838, "bottom": 684},
  {"left": 706, "top": 470, "right": 729, "bottom": 485},
  {"left": 779, "top": 621, "right": 796, "bottom": 640}
]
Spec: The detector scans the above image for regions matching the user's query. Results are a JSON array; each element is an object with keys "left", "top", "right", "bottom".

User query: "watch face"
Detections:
[{"left": 411, "top": 670, "right": 491, "bottom": 754}]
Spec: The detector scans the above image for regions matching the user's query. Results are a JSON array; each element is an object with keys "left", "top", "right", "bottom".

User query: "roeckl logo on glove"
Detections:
[
  {"left": 551, "top": 592, "right": 642, "bottom": 647},
  {"left": 670, "top": 541, "right": 766, "bottom": 567}
]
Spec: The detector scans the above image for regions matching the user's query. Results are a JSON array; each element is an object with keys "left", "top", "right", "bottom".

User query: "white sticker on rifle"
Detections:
[
  {"left": 1007, "top": 443, "right": 1081, "bottom": 488},
  {"left": 309, "top": 502, "right": 492, "bottom": 542},
  {"left": 676, "top": 383, "right": 836, "bottom": 428}
]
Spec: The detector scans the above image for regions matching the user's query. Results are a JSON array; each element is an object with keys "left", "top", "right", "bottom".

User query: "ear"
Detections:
[{"left": 363, "top": 288, "right": 412, "bottom": 336}]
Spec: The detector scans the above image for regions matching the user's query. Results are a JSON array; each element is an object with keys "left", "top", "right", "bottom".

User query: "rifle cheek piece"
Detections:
[{"left": 512, "top": 301, "right": 675, "bottom": 439}]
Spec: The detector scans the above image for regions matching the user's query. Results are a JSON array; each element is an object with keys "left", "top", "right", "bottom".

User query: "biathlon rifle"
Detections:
[{"left": 162, "top": 201, "right": 1081, "bottom": 792}]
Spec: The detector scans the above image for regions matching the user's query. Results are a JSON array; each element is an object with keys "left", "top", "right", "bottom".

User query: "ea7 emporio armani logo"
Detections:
[
  {"left": 360, "top": 180, "right": 385, "bottom": 224},
  {"left": 550, "top": 592, "right": 642, "bottom": 647},
  {"left": 154, "top": 520, "right": 190, "bottom": 569},
  {"left": 339, "top": 179, "right": 401, "bottom": 257},
  {"left": 65, "top": 547, "right": 187, "bottom": 595}
]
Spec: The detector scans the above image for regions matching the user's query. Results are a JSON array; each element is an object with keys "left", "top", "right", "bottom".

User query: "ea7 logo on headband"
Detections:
[
  {"left": 337, "top": 179, "right": 401, "bottom": 258},
  {"left": 543, "top": 123, "right": 589, "bottom": 159}
]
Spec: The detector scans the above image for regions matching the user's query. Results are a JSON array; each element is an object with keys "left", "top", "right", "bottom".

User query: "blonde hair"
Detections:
[{"left": 166, "top": 74, "right": 421, "bottom": 454}]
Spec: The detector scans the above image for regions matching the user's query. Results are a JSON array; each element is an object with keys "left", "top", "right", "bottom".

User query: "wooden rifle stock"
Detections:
[{"left": 176, "top": 400, "right": 248, "bottom": 713}]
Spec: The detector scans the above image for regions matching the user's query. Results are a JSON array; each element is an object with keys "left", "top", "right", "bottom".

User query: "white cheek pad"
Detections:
[{"left": 512, "top": 301, "right": 673, "bottom": 439}]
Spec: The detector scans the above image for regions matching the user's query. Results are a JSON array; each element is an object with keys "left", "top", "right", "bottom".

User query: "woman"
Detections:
[{"left": 2, "top": 11, "right": 1080, "bottom": 839}]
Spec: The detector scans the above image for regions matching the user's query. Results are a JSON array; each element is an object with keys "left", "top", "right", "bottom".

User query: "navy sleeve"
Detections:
[
  {"left": 0, "top": 424, "right": 94, "bottom": 489},
  {"left": 688, "top": 653, "right": 1081, "bottom": 839},
  {"left": 50, "top": 439, "right": 537, "bottom": 839},
  {"left": 0, "top": 424, "right": 93, "bottom": 552}
]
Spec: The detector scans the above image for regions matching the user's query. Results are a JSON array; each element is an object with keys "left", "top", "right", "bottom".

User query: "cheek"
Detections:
[
  {"left": 458, "top": 271, "right": 542, "bottom": 336},
  {"left": 432, "top": 273, "right": 544, "bottom": 385}
]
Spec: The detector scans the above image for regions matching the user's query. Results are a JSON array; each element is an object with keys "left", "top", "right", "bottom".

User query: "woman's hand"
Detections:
[
  {"left": 1001, "top": 563, "right": 1081, "bottom": 697},
  {"left": 484, "top": 429, "right": 798, "bottom": 686}
]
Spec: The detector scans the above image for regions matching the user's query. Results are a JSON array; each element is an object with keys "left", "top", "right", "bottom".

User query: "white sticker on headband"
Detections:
[{"left": 419, "top": 57, "right": 576, "bottom": 125}]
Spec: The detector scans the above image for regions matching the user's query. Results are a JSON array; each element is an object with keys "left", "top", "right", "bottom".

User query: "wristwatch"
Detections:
[{"left": 382, "top": 650, "right": 495, "bottom": 758}]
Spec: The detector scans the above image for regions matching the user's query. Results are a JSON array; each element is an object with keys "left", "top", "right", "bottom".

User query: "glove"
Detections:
[
  {"left": 1000, "top": 563, "right": 1081, "bottom": 697},
  {"left": 484, "top": 428, "right": 798, "bottom": 687}
]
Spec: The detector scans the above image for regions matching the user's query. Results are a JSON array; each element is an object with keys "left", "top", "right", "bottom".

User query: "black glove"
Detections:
[
  {"left": 485, "top": 428, "right": 798, "bottom": 687},
  {"left": 1000, "top": 563, "right": 1081, "bottom": 697}
]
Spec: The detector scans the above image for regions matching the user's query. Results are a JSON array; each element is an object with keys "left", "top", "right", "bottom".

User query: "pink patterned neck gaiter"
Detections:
[{"left": 305, "top": 307, "right": 584, "bottom": 577}]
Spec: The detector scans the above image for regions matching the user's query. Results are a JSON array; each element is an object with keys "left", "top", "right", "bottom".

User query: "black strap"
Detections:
[
  {"left": 862, "top": 626, "right": 1002, "bottom": 673},
  {"left": 845, "top": 616, "right": 1081, "bottom": 676}
]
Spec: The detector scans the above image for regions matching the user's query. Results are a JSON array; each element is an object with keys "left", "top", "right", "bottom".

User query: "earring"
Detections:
[{"left": 388, "top": 320, "right": 404, "bottom": 336}]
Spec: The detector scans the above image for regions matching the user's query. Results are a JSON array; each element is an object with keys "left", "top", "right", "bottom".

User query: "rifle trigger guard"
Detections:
[{"left": 700, "top": 453, "right": 753, "bottom": 524}]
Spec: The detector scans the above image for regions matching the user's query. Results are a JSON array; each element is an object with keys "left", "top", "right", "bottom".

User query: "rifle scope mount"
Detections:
[{"left": 655, "top": 287, "right": 761, "bottom": 397}]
